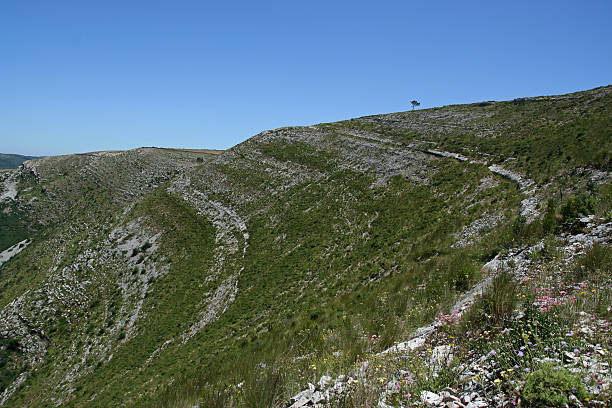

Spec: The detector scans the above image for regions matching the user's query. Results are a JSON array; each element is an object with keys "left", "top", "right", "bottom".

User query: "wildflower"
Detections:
[
  {"left": 544, "top": 346, "right": 550, "bottom": 352},
  {"left": 487, "top": 350, "right": 496, "bottom": 357},
  {"left": 494, "top": 379, "right": 502, "bottom": 384},
  {"left": 517, "top": 351, "right": 524, "bottom": 357},
  {"left": 524, "top": 368, "right": 530, "bottom": 372}
]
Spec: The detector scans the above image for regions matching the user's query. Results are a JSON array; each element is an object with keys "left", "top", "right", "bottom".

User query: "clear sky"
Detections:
[{"left": 1, "top": 0, "right": 611, "bottom": 156}]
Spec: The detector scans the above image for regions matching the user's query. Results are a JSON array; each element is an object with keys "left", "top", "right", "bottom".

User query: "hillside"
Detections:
[
  {"left": 0, "top": 154, "right": 39, "bottom": 170},
  {"left": 0, "top": 87, "right": 610, "bottom": 407}
]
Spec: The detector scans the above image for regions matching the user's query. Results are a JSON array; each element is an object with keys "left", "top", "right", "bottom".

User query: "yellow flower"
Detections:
[
  {"left": 494, "top": 379, "right": 502, "bottom": 384},
  {"left": 591, "top": 289, "right": 596, "bottom": 293}
]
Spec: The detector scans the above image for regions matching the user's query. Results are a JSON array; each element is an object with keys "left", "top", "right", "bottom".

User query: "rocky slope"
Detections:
[{"left": 0, "top": 86, "right": 610, "bottom": 407}]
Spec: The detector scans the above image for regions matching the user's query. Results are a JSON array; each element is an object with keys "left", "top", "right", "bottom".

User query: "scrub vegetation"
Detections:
[{"left": 0, "top": 86, "right": 610, "bottom": 407}]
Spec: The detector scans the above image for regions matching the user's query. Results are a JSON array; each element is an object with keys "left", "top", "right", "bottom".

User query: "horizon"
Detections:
[
  {"left": 2, "top": 0, "right": 612, "bottom": 157},
  {"left": 3, "top": 83, "right": 612, "bottom": 158}
]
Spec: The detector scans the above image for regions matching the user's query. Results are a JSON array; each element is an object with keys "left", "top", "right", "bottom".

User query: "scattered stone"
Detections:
[
  {"left": 421, "top": 390, "right": 443, "bottom": 406},
  {"left": 317, "top": 375, "right": 332, "bottom": 389}
]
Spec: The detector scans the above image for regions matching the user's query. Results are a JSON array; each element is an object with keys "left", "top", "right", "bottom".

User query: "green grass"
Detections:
[
  {"left": 1, "top": 87, "right": 611, "bottom": 407},
  {"left": 0, "top": 209, "right": 28, "bottom": 252},
  {"left": 135, "top": 157, "right": 522, "bottom": 407}
]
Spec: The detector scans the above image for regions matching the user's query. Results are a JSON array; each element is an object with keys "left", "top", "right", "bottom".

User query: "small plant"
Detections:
[
  {"left": 522, "top": 364, "right": 588, "bottom": 407},
  {"left": 574, "top": 242, "right": 612, "bottom": 278},
  {"left": 462, "top": 269, "right": 518, "bottom": 330},
  {"left": 559, "top": 191, "right": 595, "bottom": 232}
]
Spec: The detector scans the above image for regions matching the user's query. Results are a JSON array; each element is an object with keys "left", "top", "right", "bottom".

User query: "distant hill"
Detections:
[{"left": 0, "top": 153, "right": 39, "bottom": 169}]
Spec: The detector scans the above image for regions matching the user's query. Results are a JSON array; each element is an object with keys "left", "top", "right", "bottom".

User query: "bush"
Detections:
[
  {"left": 559, "top": 191, "right": 595, "bottom": 232},
  {"left": 522, "top": 365, "right": 588, "bottom": 407}
]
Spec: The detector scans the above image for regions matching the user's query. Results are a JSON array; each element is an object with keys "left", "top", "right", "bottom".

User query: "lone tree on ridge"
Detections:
[{"left": 411, "top": 100, "right": 421, "bottom": 110}]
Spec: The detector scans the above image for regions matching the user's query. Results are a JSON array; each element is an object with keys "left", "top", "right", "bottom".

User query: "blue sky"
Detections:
[{"left": 1, "top": 1, "right": 611, "bottom": 156}]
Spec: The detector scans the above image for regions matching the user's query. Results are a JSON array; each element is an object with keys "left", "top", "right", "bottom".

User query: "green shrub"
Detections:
[
  {"left": 522, "top": 365, "right": 588, "bottom": 407},
  {"left": 559, "top": 191, "right": 595, "bottom": 232}
]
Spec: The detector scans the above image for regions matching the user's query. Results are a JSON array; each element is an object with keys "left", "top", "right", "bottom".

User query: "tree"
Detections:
[{"left": 411, "top": 100, "right": 421, "bottom": 110}]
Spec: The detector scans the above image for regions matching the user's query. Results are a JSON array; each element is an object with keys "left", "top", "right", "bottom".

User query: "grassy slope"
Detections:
[
  {"left": 0, "top": 87, "right": 610, "bottom": 407},
  {"left": 144, "top": 87, "right": 611, "bottom": 407}
]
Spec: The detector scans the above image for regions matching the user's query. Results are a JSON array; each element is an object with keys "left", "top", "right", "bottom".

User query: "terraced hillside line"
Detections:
[
  {"left": 278, "top": 125, "right": 434, "bottom": 184},
  {"left": 322, "top": 124, "right": 541, "bottom": 229},
  {"left": 169, "top": 175, "right": 249, "bottom": 344},
  {"left": 0, "top": 148, "right": 223, "bottom": 406}
]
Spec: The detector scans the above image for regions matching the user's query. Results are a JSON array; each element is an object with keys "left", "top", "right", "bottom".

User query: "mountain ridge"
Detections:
[
  {"left": 0, "top": 154, "right": 40, "bottom": 170},
  {"left": 0, "top": 86, "right": 610, "bottom": 407}
]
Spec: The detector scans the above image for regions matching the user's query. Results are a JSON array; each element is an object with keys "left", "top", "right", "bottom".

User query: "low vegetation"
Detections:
[{"left": 0, "top": 87, "right": 610, "bottom": 407}]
